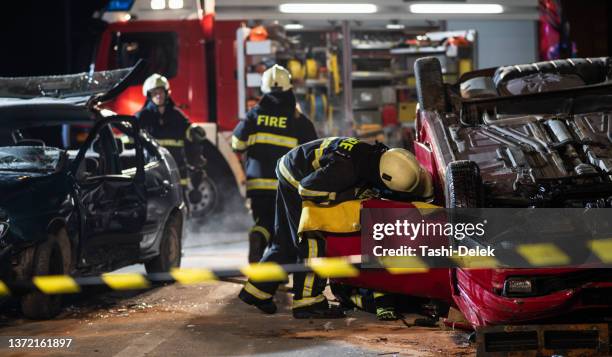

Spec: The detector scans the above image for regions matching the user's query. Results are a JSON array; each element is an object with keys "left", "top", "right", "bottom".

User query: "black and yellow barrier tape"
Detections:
[{"left": 1, "top": 237, "right": 611, "bottom": 297}]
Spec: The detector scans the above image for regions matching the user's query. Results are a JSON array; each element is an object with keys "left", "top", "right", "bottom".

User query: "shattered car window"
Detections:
[
  {"left": 0, "top": 67, "right": 133, "bottom": 99},
  {"left": 0, "top": 146, "right": 64, "bottom": 172}
]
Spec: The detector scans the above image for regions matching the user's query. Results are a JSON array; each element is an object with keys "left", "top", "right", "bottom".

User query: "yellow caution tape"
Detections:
[
  {"left": 588, "top": 238, "right": 612, "bottom": 263},
  {"left": 170, "top": 268, "right": 216, "bottom": 284},
  {"left": 101, "top": 273, "right": 150, "bottom": 290},
  {"left": 379, "top": 256, "right": 430, "bottom": 274},
  {"left": 516, "top": 243, "right": 571, "bottom": 267},
  {"left": 307, "top": 257, "right": 359, "bottom": 278},
  {"left": 451, "top": 255, "right": 501, "bottom": 269},
  {"left": 240, "top": 262, "right": 288, "bottom": 282},
  {"left": 33, "top": 275, "right": 81, "bottom": 294}
]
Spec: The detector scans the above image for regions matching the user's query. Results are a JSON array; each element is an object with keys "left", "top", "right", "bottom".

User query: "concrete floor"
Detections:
[{"left": 0, "top": 228, "right": 474, "bottom": 357}]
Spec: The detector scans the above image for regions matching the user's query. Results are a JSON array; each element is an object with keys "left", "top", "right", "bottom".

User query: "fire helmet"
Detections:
[{"left": 260, "top": 65, "right": 292, "bottom": 93}]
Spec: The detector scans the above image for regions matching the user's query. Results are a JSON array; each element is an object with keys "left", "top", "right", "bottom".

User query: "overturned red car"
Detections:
[{"left": 323, "top": 57, "right": 612, "bottom": 334}]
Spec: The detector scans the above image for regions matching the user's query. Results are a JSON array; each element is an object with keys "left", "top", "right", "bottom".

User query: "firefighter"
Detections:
[
  {"left": 136, "top": 73, "right": 207, "bottom": 189},
  {"left": 232, "top": 65, "right": 317, "bottom": 263},
  {"left": 238, "top": 137, "right": 434, "bottom": 319}
]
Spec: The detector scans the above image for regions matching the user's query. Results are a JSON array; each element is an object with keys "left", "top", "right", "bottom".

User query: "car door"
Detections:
[{"left": 72, "top": 117, "right": 147, "bottom": 269}]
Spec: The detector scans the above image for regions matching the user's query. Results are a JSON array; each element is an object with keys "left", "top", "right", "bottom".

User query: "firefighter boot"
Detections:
[
  {"left": 238, "top": 287, "right": 277, "bottom": 314},
  {"left": 292, "top": 300, "right": 346, "bottom": 319}
]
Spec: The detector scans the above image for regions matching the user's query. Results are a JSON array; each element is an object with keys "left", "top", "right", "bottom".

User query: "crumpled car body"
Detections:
[{"left": 324, "top": 57, "right": 612, "bottom": 328}]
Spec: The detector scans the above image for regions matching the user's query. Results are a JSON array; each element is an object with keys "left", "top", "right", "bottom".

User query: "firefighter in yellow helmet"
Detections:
[
  {"left": 232, "top": 65, "right": 317, "bottom": 263},
  {"left": 136, "top": 74, "right": 207, "bottom": 190},
  {"left": 238, "top": 137, "right": 433, "bottom": 318}
]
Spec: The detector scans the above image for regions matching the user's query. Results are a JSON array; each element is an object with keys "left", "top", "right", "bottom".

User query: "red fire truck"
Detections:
[{"left": 95, "top": 0, "right": 244, "bottom": 217}]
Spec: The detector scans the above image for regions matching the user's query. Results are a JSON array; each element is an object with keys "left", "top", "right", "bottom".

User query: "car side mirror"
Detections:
[{"left": 115, "top": 138, "right": 125, "bottom": 155}]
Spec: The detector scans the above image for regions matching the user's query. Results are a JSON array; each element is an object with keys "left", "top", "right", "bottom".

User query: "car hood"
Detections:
[{"left": 0, "top": 60, "right": 145, "bottom": 106}]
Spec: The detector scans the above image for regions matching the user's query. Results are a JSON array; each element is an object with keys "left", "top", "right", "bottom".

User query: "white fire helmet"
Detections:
[
  {"left": 142, "top": 73, "right": 170, "bottom": 97},
  {"left": 260, "top": 64, "right": 293, "bottom": 93},
  {"left": 379, "top": 148, "right": 433, "bottom": 197}
]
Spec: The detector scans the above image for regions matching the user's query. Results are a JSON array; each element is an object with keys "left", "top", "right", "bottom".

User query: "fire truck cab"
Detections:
[{"left": 95, "top": 0, "right": 245, "bottom": 216}]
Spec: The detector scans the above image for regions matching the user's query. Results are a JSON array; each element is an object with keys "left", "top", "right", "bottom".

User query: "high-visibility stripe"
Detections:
[
  {"left": 33, "top": 276, "right": 81, "bottom": 294},
  {"left": 101, "top": 273, "right": 150, "bottom": 290},
  {"left": 246, "top": 178, "right": 278, "bottom": 191},
  {"left": 350, "top": 295, "right": 363, "bottom": 308},
  {"left": 312, "top": 137, "right": 336, "bottom": 170},
  {"left": 298, "top": 185, "right": 335, "bottom": 200},
  {"left": 247, "top": 132, "right": 298, "bottom": 149},
  {"left": 180, "top": 178, "right": 190, "bottom": 186},
  {"left": 292, "top": 294, "right": 326, "bottom": 309},
  {"left": 278, "top": 159, "right": 300, "bottom": 189},
  {"left": 373, "top": 291, "right": 385, "bottom": 299},
  {"left": 241, "top": 263, "right": 287, "bottom": 282},
  {"left": 302, "top": 239, "right": 318, "bottom": 298},
  {"left": 170, "top": 268, "right": 216, "bottom": 284},
  {"left": 250, "top": 225, "right": 271, "bottom": 242},
  {"left": 244, "top": 281, "right": 273, "bottom": 300},
  {"left": 231, "top": 135, "right": 248, "bottom": 151},
  {"left": 157, "top": 139, "right": 185, "bottom": 147}
]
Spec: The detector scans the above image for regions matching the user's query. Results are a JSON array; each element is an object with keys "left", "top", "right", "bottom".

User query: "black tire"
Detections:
[
  {"left": 187, "top": 173, "right": 218, "bottom": 219},
  {"left": 145, "top": 213, "right": 182, "bottom": 273},
  {"left": 21, "top": 229, "right": 71, "bottom": 319},
  {"left": 414, "top": 56, "right": 447, "bottom": 112},
  {"left": 445, "top": 160, "right": 484, "bottom": 208}
]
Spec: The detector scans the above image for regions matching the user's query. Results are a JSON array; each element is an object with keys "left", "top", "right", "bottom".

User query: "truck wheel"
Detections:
[
  {"left": 145, "top": 213, "right": 182, "bottom": 273},
  {"left": 414, "top": 57, "right": 447, "bottom": 112},
  {"left": 200, "top": 141, "right": 248, "bottom": 226},
  {"left": 445, "top": 160, "right": 484, "bottom": 208},
  {"left": 188, "top": 173, "right": 218, "bottom": 219},
  {"left": 21, "top": 229, "right": 71, "bottom": 320}
]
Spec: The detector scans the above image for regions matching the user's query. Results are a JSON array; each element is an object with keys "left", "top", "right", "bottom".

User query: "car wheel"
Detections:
[
  {"left": 21, "top": 229, "right": 71, "bottom": 320},
  {"left": 414, "top": 56, "right": 447, "bottom": 113},
  {"left": 145, "top": 213, "right": 182, "bottom": 273},
  {"left": 445, "top": 160, "right": 484, "bottom": 208},
  {"left": 188, "top": 174, "right": 218, "bottom": 219}
]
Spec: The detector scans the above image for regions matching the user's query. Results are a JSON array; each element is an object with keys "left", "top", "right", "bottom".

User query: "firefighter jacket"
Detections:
[
  {"left": 232, "top": 91, "right": 318, "bottom": 197},
  {"left": 136, "top": 98, "right": 195, "bottom": 173},
  {"left": 278, "top": 137, "right": 391, "bottom": 205}
]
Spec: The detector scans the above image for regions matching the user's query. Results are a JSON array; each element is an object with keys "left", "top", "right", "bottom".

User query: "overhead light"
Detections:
[
  {"left": 150, "top": 0, "right": 165, "bottom": 10},
  {"left": 409, "top": 3, "right": 504, "bottom": 14},
  {"left": 168, "top": 0, "right": 183, "bottom": 9},
  {"left": 386, "top": 21, "right": 404, "bottom": 30},
  {"left": 284, "top": 23, "right": 304, "bottom": 30},
  {"left": 279, "top": 3, "right": 378, "bottom": 14}
]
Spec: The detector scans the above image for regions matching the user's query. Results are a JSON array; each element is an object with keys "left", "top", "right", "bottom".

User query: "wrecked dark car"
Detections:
[{"left": 0, "top": 65, "right": 187, "bottom": 319}]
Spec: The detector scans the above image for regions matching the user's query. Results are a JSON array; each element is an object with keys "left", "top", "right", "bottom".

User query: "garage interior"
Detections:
[{"left": 1, "top": 1, "right": 612, "bottom": 356}]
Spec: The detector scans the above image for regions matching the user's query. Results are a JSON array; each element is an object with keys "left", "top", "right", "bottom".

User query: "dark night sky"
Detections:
[{"left": 0, "top": 0, "right": 108, "bottom": 76}]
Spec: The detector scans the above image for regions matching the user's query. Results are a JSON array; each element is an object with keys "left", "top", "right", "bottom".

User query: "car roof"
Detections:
[{"left": 0, "top": 97, "right": 94, "bottom": 127}]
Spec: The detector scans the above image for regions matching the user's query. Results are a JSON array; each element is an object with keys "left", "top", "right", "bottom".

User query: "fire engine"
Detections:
[{"left": 95, "top": 0, "right": 244, "bottom": 216}]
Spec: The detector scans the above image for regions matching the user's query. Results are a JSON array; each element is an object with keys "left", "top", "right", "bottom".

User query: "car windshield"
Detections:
[{"left": 0, "top": 146, "right": 64, "bottom": 172}]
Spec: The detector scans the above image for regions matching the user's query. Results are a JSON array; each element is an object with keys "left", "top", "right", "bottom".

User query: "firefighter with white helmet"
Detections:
[
  {"left": 137, "top": 73, "right": 207, "bottom": 190},
  {"left": 232, "top": 64, "right": 318, "bottom": 263},
  {"left": 238, "top": 137, "right": 433, "bottom": 319}
]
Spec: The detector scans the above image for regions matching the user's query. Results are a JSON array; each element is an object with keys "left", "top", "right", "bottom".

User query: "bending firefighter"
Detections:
[
  {"left": 232, "top": 65, "right": 317, "bottom": 262},
  {"left": 238, "top": 137, "right": 434, "bottom": 318},
  {"left": 136, "top": 73, "right": 207, "bottom": 191}
]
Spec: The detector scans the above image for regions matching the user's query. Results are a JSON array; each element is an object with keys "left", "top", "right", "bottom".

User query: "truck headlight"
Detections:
[{"left": 503, "top": 278, "right": 534, "bottom": 296}]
